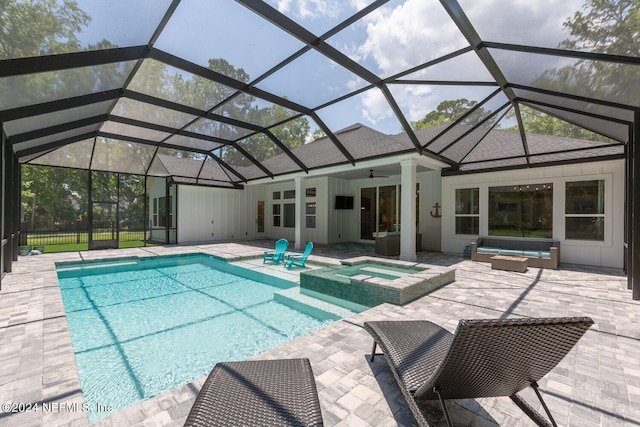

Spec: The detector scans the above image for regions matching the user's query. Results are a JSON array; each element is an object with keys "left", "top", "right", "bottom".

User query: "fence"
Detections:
[{"left": 19, "top": 220, "right": 148, "bottom": 247}]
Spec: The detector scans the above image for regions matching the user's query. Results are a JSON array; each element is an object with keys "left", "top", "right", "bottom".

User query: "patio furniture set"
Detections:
[
  {"left": 263, "top": 238, "right": 314, "bottom": 270},
  {"left": 181, "top": 239, "right": 590, "bottom": 426},
  {"left": 471, "top": 236, "right": 560, "bottom": 271}
]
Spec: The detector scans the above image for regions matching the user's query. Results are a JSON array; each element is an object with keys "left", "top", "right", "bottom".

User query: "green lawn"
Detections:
[{"left": 37, "top": 240, "right": 159, "bottom": 253}]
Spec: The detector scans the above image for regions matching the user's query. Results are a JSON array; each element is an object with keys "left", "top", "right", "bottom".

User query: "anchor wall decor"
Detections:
[{"left": 430, "top": 203, "right": 442, "bottom": 218}]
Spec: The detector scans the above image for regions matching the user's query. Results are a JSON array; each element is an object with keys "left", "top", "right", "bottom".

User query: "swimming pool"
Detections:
[{"left": 56, "top": 253, "right": 354, "bottom": 421}]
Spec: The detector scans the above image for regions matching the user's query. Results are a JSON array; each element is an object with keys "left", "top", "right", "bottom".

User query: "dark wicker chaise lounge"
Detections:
[
  {"left": 364, "top": 317, "right": 594, "bottom": 427},
  {"left": 184, "top": 358, "right": 323, "bottom": 427}
]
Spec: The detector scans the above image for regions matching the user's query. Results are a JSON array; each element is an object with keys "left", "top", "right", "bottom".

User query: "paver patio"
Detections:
[{"left": 0, "top": 242, "right": 638, "bottom": 426}]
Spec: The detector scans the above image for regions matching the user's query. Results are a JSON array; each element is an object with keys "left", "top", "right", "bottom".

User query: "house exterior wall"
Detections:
[
  {"left": 328, "top": 176, "right": 356, "bottom": 244},
  {"left": 441, "top": 159, "right": 625, "bottom": 268},
  {"left": 174, "top": 185, "right": 260, "bottom": 244}
]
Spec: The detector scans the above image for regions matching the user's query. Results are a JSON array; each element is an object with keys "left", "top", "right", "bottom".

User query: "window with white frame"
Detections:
[
  {"left": 306, "top": 202, "right": 316, "bottom": 228},
  {"left": 565, "top": 180, "right": 605, "bottom": 241},
  {"left": 489, "top": 183, "right": 553, "bottom": 238},
  {"left": 455, "top": 188, "right": 479, "bottom": 235},
  {"left": 273, "top": 204, "right": 281, "bottom": 227},
  {"left": 153, "top": 196, "right": 172, "bottom": 227},
  {"left": 283, "top": 203, "right": 295, "bottom": 228}
]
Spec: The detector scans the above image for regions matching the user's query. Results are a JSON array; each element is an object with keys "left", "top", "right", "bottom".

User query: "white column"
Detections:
[
  {"left": 400, "top": 159, "right": 417, "bottom": 261},
  {"left": 294, "top": 176, "right": 305, "bottom": 250}
]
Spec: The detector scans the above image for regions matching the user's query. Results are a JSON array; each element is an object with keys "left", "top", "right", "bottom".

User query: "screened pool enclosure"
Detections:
[{"left": 0, "top": 0, "right": 638, "bottom": 298}]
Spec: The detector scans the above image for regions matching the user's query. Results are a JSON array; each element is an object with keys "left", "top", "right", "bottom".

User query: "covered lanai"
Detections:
[{"left": 0, "top": 0, "right": 638, "bottom": 298}]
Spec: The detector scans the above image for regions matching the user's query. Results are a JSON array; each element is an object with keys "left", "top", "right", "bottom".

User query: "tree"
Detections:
[
  {"left": 223, "top": 103, "right": 310, "bottom": 166},
  {"left": 126, "top": 57, "right": 311, "bottom": 165},
  {"left": 310, "top": 128, "right": 327, "bottom": 141},
  {"left": 0, "top": 0, "right": 93, "bottom": 106},
  {"left": 511, "top": 0, "right": 638, "bottom": 141},
  {"left": 506, "top": 105, "right": 611, "bottom": 142},
  {"left": 21, "top": 165, "right": 87, "bottom": 229},
  {"left": 411, "top": 98, "right": 498, "bottom": 130},
  {"left": 534, "top": 0, "right": 639, "bottom": 106},
  {"left": 0, "top": 0, "right": 90, "bottom": 59}
]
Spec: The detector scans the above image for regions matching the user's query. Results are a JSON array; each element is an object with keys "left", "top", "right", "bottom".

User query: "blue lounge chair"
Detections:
[
  {"left": 284, "top": 242, "right": 313, "bottom": 270},
  {"left": 263, "top": 238, "right": 288, "bottom": 264}
]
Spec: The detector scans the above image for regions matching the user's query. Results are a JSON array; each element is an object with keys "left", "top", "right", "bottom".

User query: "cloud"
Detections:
[
  {"left": 360, "top": 88, "right": 393, "bottom": 124},
  {"left": 356, "top": 0, "right": 467, "bottom": 77},
  {"left": 272, "top": 0, "right": 347, "bottom": 20},
  {"left": 351, "top": 0, "right": 585, "bottom": 128}
]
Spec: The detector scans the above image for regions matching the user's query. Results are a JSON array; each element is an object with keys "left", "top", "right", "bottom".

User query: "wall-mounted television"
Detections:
[{"left": 335, "top": 195, "right": 354, "bottom": 210}]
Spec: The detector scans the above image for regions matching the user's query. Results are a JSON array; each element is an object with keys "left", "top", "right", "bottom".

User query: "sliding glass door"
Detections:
[
  {"left": 360, "top": 184, "right": 419, "bottom": 240},
  {"left": 360, "top": 187, "right": 376, "bottom": 240},
  {"left": 360, "top": 185, "right": 400, "bottom": 240}
]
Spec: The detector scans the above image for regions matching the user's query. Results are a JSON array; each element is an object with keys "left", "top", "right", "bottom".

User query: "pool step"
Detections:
[{"left": 274, "top": 288, "right": 358, "bottom": 319}]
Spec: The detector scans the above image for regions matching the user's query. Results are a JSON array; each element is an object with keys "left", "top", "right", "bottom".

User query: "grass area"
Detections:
[
  {"left": 43, "top": 243, "right": 88, "bottom": 253},
  {"left": 21, "top": 239, "right": 160, "bottom": 254},
  {"left": 26, "top": 231, "right": 147, "bottom": 246}
]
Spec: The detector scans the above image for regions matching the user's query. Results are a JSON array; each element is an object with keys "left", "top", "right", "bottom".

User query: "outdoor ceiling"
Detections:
[{"left": 1, "top": 0, "right": 638, "bottom": 187}]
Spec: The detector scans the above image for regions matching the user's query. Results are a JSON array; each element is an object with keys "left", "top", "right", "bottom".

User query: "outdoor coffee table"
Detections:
[{"left": 490, "top": 255, "right": 528, "bottom": 273}]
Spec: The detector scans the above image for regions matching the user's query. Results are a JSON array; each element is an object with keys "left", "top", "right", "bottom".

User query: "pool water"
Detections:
[
  {"left": 335, "top": 262, "right": 425, "bottom": 280},
  {"left": 56, "top": 254, "right": 348, "bottom": 421}
]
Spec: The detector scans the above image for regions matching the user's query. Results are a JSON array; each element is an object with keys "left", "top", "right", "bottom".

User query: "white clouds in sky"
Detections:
[
  {"left": 352, "top": 0, "right": 469, "bottom": 126},
  {"left": 272, "top": 0, "right": 347, "bottom": 20},
  {"left": 266, "top": 0, "right": 588, "bottom": 133},
  {"left": 356, "top": 0, "right": 467, "bottom": 77},
  {"left": 350, "top": 0, "right": 585, "bottom": 129}
]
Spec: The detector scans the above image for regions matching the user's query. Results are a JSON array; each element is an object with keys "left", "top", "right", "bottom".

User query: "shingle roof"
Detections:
[{"left": 155, "top": 123, "right": 625, "bottom": 184}]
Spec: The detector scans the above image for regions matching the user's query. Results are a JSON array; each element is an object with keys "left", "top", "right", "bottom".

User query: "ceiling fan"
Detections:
[{"left": 368, "top": 169, "right": 389, "bottom": 179}]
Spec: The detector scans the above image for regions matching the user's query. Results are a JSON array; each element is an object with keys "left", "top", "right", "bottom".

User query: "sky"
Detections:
[{"left": 75, "top": 0, "right": 585, "bottom": 136}]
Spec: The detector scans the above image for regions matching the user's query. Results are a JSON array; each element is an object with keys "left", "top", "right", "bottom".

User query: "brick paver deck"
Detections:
[{"left": 0, "top": 242, "right": 637, "bottom": 426}]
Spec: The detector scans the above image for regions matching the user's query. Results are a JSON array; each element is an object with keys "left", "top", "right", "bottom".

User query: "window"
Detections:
[
  {"left": 283, "top": 190, "right": 295, "bottom": 199},
  {"left": 306, "top": 202, "right": 316, "bottom": 228},
  {"left": 273, "top": 191, "right": 281, "bottom": 200},
  {"left": 565, "top": 180, "right": 604, "bottom": 241},
  {"left": 283, "top": 203, "right": 295, "bottom": 228},
  {"left": 489, "top": 183, "right": 552, "bottom": 238},
  {"left": 306, "top": 187, "right": 316, "bottom": 197},
  {"left": 158, "top": 196, "right": 166, "bottom": 227},
  {"left": 455, "top": 188, "right": 479, "bottom": 235},
  {"left": 153, "top": 197, "right": 158, "bottom": 227},
  {"left": 273, "top": 204, "right": 281, "bottom": 227},
  {"left": 153, "top": 196, "right": 173, "bottom": 227}
]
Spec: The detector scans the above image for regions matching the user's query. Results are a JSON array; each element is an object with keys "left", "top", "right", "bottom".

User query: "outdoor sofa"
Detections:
[{"left": 471, "top": 236, "right": 560, "bottom": 269}]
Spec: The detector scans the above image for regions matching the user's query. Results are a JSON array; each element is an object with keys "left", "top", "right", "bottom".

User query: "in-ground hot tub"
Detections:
[{"left": 300, "top": 256, "right": 455, "bottom": 307}]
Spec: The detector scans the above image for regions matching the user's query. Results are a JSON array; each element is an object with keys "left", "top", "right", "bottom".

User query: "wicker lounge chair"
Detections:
[
  {"left": 264, "top": 238, "right": 289, "bottom": 265},
  {"left": 284, "top": 242, "right": 313, "bottom": 270},
  {"left": 364, "top": 317, "right": 594, "bottom": 427},
  {"left": 184, "top": 358, "right": 323, "bottom": 427}
]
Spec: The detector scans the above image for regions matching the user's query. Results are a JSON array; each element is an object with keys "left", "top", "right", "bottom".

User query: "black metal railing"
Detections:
[{"left": 20, "top": 220, "right": 148, "bottom": 247}]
